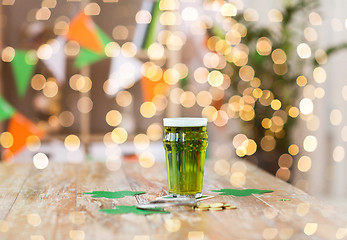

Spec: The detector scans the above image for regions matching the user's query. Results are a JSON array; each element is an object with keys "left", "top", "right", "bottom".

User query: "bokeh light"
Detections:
[{"left": 33, "top": 153, "right": 49, "bottom": 169}]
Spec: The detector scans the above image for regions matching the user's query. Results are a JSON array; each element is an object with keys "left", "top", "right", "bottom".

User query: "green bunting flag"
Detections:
[
  {"left": 10, "top": 50, "right": 36, "bottom": 98},
  {"left": 0, "top": 96, "right": 15, "bottom": 122},
  {"left": 74, "top": 26, "right": 113, "bottom": 68},
  {"left": 142, "top": 0, "right": 160, "bottom": 49}
]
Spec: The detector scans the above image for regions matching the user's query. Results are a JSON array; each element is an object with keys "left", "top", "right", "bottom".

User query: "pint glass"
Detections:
[{"left": 163, "top": 118, "right": 208, "bottom": 198}]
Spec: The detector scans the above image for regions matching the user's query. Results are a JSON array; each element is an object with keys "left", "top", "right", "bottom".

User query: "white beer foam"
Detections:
[{"left": 163, "top": 118, "right": 207, "bottom": 127}]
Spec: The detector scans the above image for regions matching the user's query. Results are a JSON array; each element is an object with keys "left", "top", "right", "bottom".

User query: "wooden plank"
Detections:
[
  {"left": 1, "top": 163, "right": 77, "bottom": 240},
  {"left": 0, "top": 163, "right": 32, "bottom": 220},
  {"left": 236, "top": 160, "right": 347, "bottom": 239},
  {"left": 76, "top": 162, "right": 151, "bottom": 239},
  {"left": 122, "top": 161, "right": 233, "bottom": 240}
]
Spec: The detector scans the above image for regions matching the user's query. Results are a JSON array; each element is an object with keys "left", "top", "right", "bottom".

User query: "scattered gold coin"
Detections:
[
  {"left": 225, "top": 206, "right": 237, "bottom": 209},
  {"left": 223, "top": 203, "right": 231, "bottom": 207},
  {"left": 195, "top": 208, "right": 208, "bottom": 211},
  {"left": 209, "top": 207, "right": 223, "bottom": 211},
  {"left": 210, "top": 203, "right": 224, "bottom": 208},
  {"left": 197, "top": 203, "right": 210, "bottom": 208}
]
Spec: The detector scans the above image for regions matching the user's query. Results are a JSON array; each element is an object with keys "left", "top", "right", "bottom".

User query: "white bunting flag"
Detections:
[{"left": 42, "top": 36, "right": 66, "bottom": 83}]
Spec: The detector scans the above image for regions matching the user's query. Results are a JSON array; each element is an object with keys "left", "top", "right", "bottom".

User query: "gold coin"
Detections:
[
  {"left": 225, "top": 206, "right": 237, "bottom": 209},
  {"left": 195, "top": 208, "right": 208, "bottom": 211},
  {"left": 223, "top": 203, "right": 231, "bottom": 207},
  {"left": 210, "top": 203, "right": 224, "bottom": 208},
  {"left": 209, "top": 207, "right": 223, "bottom": 211},
  {"left": 197, "top": 203, "right": 210, "bottom": 208}
]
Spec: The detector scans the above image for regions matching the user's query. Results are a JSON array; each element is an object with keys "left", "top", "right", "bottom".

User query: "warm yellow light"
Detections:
[
  {"left": 239, "top": 65, "right": 254, "bottom": 82},
  {"left": 243, "top": 8, "right": 259, "bottom": 22},
  {"left": 163, "top": 69, "right": 180, "bottom": 85},
  {"left": 297, "top": 43, "right": 311, "bottom": 59},
  {"left": 140, "top": 102, "right": 156, "bottom": 118},
  {"left": 333, "top": 146, "right": 345, "bottom": 162},
  {"left": 116, "top": 91, "right": 133, "bottom": 107},
  {"left": 201, "top": 106, "right": 217, "bottom": 122},
  {"left": 139, "top": 152, "right": 155, "bottom": 168},
  {"left": 260, "top": 135, "right": 276, "bottom": 152},
  {"left": 271, "top": 99, "right": 281, "bottom": 110},
  {"left": 84, "top": 3, "right": 100, "bottom": 15},
  {"left": 77, "top": 96, "right": 93, "bottom": 113},
  {"left": 148, "top": 43, "right": 165, "bottom": 60},
  {"left": 31, "top": 74, "right": 46, "bottom": 90},
  {"left": 136, "top": 10, "right": 152, "bottom": 24},
  {"left": 309, "top": 12, "right": 322, "bottom": 25},
  {"left": 147, "top": 123, "right": 162, "bottom": 141},
  {"left": 288, "top": 144, "right": 299, "bottom": 156},
  {"left": 105, "top": 110, "right": 122, "bottom": 127},
  {"left": 0, "top": 132, "right": 13, "bottom": 148},
  {"left": 180, "top": 91, "right": 196, "bottom": 108},
  {"left": 256, "top": 37, "right": 272, "bottom": 56},
  {"left": 268, "top": 9, "right": 283, "bottom": 22},
  {"left": 207, "top": 70, "right": 223, "bottom": 87},
  {"left": 271, "top": 49, "right": 287, "bottom": 64},
  {"left": 313, "top": 67, "right": 326, "bottom": 83},
  {"left": 64, "top": 135, "right": 80, "bottom": 151},
  {"left": 112, "top": 25, "right": 129, "bottom": 41},
  {"left": 59, "top": 111, "right": 74, "bottom": 127},
  {"left": 329, "top": 109, "right": 342, "bottom": 126},
  {"left": 36, "top": 7, "right": 51, "bottom": 20},
  {"left": 164, "top": 219, "right": 181, "bottom": 233},
  {"left": 221, "top": 3, "right": 237, "bottom": 16},
  {"left": 298, "top": 156, "right": 311, "bottom": 172},
  {"left": 134, "top": 134, "right": 150, "bottom": 150},
  {"left": 43, "top": 81, "right": 58, "bottom": 98},
  {"left": 111, "top": 127, "right": 128, "bottom": 144}
]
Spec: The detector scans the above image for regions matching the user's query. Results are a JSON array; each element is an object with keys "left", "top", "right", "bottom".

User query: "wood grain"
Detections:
[{"left": 0, "top": 160, "right": 346, "bottom": 240}]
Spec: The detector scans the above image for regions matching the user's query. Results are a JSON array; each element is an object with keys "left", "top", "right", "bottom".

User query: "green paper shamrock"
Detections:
[
  {"left": 100, "top": 205, "right": 170, "bottom": 215},
  {"left": 84, "top": 191, "right": 145, "bottom": 199},
  {"left": 280, "top": 198, "right": 290, "bottom": 201},
  {"left": 211, "top": 188, "right": 273, "bottom": 196}
]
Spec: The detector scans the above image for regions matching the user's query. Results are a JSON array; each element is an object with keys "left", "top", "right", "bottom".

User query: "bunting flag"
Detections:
[
  {"left": 10, "top": 50, "right": 36, "bottom": 98},
  {"left": 74, "top": 26, "right": 113, "bottom": 68},
  {"left": 42, "top": 36, "right": 66, "bottom": 83},
  {"left": 107, "top": 52, "right": 143, "bottom": 95},
  {"left": 133, "top": 0, "right": 160, "bottom": 50},
  {"left": 0, "top": 96, "right": 15, "bottom": 122},
  {"left": 141, "top": 74, "right": 169, "bottom": 102},
  {"left": 3, "top": 112, "right": 45, "bottom": 161},
  {"left": 66, "top": 12, "right": 103, "bottom": 53}
]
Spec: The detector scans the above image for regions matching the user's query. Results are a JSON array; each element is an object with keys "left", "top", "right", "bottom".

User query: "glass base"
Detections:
[{"left": 168, "top": 192, "right": 202, "bottom": 199}]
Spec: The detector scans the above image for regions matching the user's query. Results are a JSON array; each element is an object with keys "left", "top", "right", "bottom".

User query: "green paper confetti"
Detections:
[
  {"left": 211, "top": 189, "right": 273, "bottom": 197},
  {"left": 280, "top": 198, "right": 290, "bottom": 201},
  {"left": 0, "top": 96, "right": 15, "bottom": 122},
  {"left": 74, "top": 26, "right": 113, "bottom": 68},
  {"left": 84, "top": 190, "right": 145, "bottom": 199},
  {"left": 10, "top": 50, "right": 36, "bottom": 97},
  {"left": 100, "top": 205, "right": 169, "bottom": 215}
]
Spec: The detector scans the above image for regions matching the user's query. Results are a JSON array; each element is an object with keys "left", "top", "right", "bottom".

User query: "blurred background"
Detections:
[{"left": 1, "top": 0, "right": 347, "bottom": 210}]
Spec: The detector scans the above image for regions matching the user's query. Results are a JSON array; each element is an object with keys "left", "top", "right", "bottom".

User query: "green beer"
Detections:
[{"left": 163, "top": 118, "right": 208, "bottom": 198}]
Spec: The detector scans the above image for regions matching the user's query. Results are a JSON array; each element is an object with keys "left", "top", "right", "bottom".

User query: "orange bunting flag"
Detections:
[
  {"left": 66, "top": 12, "right": 103, "bottom": 53},
  {"left": 3, "top": 112, "right": 45, "bottom": 161},
  {"left": 141, "top": 73, "right": 170, "bottom": 102}
]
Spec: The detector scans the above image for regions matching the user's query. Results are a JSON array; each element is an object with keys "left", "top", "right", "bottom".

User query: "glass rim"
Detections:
[{"left": 163, "top": 117, "right": 207, "bottom": 127}]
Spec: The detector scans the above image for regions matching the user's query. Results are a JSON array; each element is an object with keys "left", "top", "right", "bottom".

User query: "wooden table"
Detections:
[{"left": 0, "top": 160, "right": 346, "bottom": 240}]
